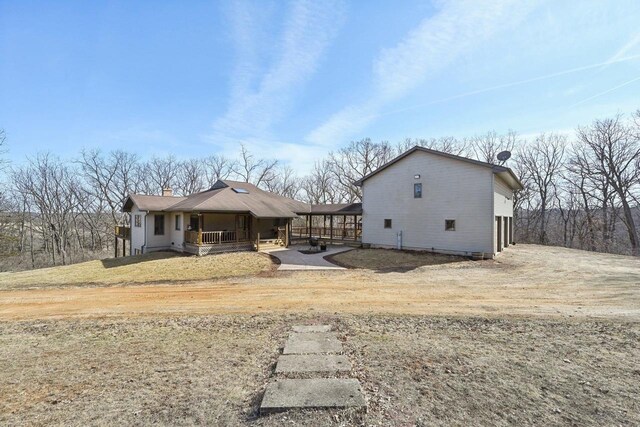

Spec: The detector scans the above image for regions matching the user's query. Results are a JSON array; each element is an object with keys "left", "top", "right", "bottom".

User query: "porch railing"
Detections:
[
  {"left": 291, "top": 226, "right": 361, "bottom": 241},
  {"left": 184, "top": 229, "right": 250, "bottom": 245},
  {"left": 114, "top": 225, "right": 131, "bottom": 239}
]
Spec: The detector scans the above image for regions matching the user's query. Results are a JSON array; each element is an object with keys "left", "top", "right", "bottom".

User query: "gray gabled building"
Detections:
[{"left": 355, "top": 146, "right": 523, "bottom": 258}]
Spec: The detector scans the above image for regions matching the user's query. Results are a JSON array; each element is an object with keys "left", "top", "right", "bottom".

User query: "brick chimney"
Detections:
[{"left": 162, "top": 188, "right": 173, "bottom": 197}]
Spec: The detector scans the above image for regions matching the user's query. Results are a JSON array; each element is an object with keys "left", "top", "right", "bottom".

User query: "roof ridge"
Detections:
[{"left": 354, "top": 146, "right": 522, "bottom": 189}]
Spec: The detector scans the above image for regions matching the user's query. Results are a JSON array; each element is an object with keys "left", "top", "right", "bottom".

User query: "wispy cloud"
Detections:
[
  {"left": 569, "top": 74, "right": 640, "bottom": 108},
  {"left": 606, "top": 31, "right": 640, "bottom": 63},
  {"left": 306, "top": 0, "right": 536, "bottom": 146},
  {"left": 374, "top": 54, "right": 640, "bottom": 120},
  {"left": 213, "top": 0, "right": 345, "bottom": 139}
]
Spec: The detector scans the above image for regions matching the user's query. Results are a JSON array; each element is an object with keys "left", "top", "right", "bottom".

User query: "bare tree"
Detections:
[
  {"left": 0, "top": 129, "right": 7, "bottom": 170},
  {"left": 328, "top": 138, "right": 395, "bottom": 202},
  {"left": 143, "top": 155, "right": 179, "bottom": 194},
  {"left": 203, "top": 154, "right": 235, "bottom": 187},
  {"left": 518, "top": 133, "right": 566, "bottom": 244},
  {"left": 577, "top": 114, "right": 640, "bottom": 255},
  {"left": 471, "top": 130, "right": 519, "bottom": 164},
  {"left": 234, "top": 144, "right": 278, "bottom": 187},
  {"left": 301, "top": 160, "right": 340, "bottom": 204},
  {"left": 12, "top": 154, "right": 83, "bottom": 265},
  {"left": 396, "top": 136, "right": 469, "bottom": 156},
  {"left": 77, "top": 149, "right": 139, "bottom": 223},
  {"left": 175, "top": 158, "right": 205, "bottom": 195},
  {"left": 264, "top": 165, "right": 301, "bottom": 199}
]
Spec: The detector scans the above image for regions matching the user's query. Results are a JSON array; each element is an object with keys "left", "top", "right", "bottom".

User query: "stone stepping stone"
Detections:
[
  {"left": 260, "top": 378, "right": 365, "bottom": 414},
  {"left": 292, "top": 324, "right": 332, "bottom": 333},
  {"left": 283, "top": 332, "right": 343, "bottom": 355},
  {"left": 275, "top": 354, "right": 351, "bottom": 373}
]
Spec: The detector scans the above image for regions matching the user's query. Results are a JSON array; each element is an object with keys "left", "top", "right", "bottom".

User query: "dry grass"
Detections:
[
  {"left": 0, "top": 251, "right": 274, "bottom": 290},
  {"left": 329, "top": 248, "right": 466, "bottom": 271},
  {"left": 0, "top": 314, "right": 637, "bottom": 426}
]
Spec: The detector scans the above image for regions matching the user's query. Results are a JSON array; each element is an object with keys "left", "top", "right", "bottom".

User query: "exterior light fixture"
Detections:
[{"left": 414, "top": 174, "right": 421, "bottom": 179}]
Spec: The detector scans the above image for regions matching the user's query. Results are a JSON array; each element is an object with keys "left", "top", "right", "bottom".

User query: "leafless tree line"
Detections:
[{"left": 0, "top": 109, "right": 639, "bottom": 270}]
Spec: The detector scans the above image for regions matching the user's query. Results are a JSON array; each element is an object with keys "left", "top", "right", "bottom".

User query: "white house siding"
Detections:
[
  {"left": 168, "top": 212, "right": 184, "bottom": 252},
  {"left": 144, "top": 211, "right": 172, "bottom": 252},
  {"left": 361, "top": 151, "right": 495, "bottom": 256},
  {"left": 129, "top": 207, "right": 146, "bottom": 255},
  {"left": 493, "top": 175, "right": 515, "bottom": 253}
]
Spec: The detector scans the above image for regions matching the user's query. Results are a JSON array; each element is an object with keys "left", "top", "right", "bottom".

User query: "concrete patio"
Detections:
[{"left": 260, "top": 244, "right": 352, "bottom": 271}]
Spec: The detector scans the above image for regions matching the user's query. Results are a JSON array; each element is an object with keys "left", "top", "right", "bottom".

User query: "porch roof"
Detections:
[{"left": 302, "top": 203, "right": 362, "bottom": 215}]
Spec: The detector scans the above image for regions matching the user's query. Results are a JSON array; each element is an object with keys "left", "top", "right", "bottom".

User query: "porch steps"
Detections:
[{"left": 258, "top": 239, "right": 285, "bottom": 251}]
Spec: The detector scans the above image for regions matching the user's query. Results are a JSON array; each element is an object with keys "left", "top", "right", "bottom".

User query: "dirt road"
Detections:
[{"left": 1, "top": 245, "right": 638, "bottom": 320}]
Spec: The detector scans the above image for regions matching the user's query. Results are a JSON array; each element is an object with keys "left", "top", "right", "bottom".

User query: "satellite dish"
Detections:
[{"left": 497, "top": 150, "right": 511, "bottom": 164}]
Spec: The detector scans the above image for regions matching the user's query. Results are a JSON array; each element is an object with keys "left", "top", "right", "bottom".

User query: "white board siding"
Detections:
[
  {"left": 145, "top": 211, "right": 172, "bottom": 252},
  {"left": 494, "top": 176, "right": 514, "bottom": 217},
  {"left": 129, "top": 207, "right": 146, "bottom": 255},
  {"left": 493, "top": 176, "right": 515, "bottom": 253},
  {"left": 362, "top": 150, "right": 495, "bottom": 255},
  {"left": 168, "top": 212, "right": 185, "bottom": 252}
]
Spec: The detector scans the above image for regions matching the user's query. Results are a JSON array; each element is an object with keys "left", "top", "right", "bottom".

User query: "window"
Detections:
[
  {"left": 175, "top": 214, "right": 181, "bottom": 231},
  {"left": 414, "top": 183, "right": 422, "bottom": 198},
  {"left": 384, "top": 219, "right": 392, "bottom": 229},
  {"left": 445, "top": 219, "right": 456, "bottom": 231},
  {"left": 134, "top": 214, "right": 141, "bottom": 227},
  {"left": 154, "top": 214, "right": 165, "bottom": 235}
]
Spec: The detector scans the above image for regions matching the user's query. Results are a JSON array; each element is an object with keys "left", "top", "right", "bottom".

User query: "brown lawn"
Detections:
[
  {"left": 0, "top": 251, "right": 275, "bottom": 290},
  {"left": 0, "top": 244, "right": 639, "bottom": 426}
]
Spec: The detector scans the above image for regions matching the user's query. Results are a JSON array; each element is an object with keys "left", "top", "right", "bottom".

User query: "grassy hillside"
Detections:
[{"left": 0, "top": 251, "right": 274, "bottom": 289}]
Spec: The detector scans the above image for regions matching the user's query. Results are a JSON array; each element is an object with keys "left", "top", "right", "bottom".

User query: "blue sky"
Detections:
[{"left": 1, "top": 0, "right": 639, "bottom": 173}]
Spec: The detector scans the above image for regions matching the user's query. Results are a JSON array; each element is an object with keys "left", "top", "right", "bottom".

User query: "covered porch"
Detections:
[
  {"left": 293, "top": 203, "right": 362, "bottom": 244},
  {"left": 181, "top": 212, "right": 292, "bottom": 255}
]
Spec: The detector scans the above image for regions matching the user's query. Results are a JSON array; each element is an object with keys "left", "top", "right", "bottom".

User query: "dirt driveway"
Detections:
[{"left": 1, "top": 245, "right": 638, "bottom": 321}]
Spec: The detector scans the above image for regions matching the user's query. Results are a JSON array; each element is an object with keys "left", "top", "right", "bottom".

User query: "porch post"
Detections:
[
  {"left": 306, "top": 215, "right": 310, "bottom": 238},
  {"left": 329, "top": 215, "right": 333, "bottom": 244},
  {"left": 343, "top": 215, "right": 346, "bottom": 239},
  {"left": 354, "top": 215, "right": 358, "bottom": 241},
  {"left": 285, "top": 219, "right": 290, "bottom": 248},
  {"left": 114, "top": 236, "right": 118, "bottom": 258}
]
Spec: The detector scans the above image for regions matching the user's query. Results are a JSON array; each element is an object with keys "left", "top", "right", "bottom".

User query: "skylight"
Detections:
[{"left": 232, "top": 188, "right": 249, "bottom": 194}]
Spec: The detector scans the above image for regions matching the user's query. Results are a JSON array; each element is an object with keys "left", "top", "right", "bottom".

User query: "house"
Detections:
[
  {"left": 121, "top": 180, "right": 310, "bottom": 256},
  {"left": 116, "top": 147, "right": 522, "bottom": 259},
  {"left": 354, "top": 146, "right": 523, "bottom": 258}
]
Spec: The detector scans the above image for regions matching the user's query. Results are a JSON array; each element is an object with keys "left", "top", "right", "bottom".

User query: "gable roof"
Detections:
[
  {"left": 353, "top": 146, "right": 524, "bottom": 191},
  {"left": 122, "top": 194, "right": 187, "bottom": 212},
  {"left": 123, "top": 180, "right": 311, "bottom": 218}
]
